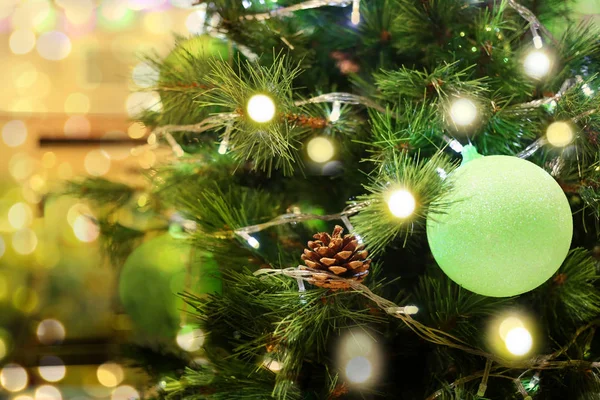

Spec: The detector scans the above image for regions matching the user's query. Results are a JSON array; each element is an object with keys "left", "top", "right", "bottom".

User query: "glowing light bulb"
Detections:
[
  {"left": 546, "top": 121, "right": 574, "bottom": 147},
  {"left": 345, "top": 356, "right": 371, "bottom": 383},
  {"left": 329, "top": 101, "right": 341, "bottom": 122},
  {"left": 533, "top": 35, "right": 543, "bottom": 49},
  {"left": 504, "top": 326, "right": 533, "bottom": 356},
  {"left": 387, "top": 189, "right": 416, "bottom": 218},
  {"left": 246, "top": 94, "right": 276, "bottom": 123},
  {"left": 524, "top": 50, "right": 551, "bottom": 79},
  {"left": 449, "top": 98, "right": 478, "bottom": 126},
  {"left": 307, "top": 137, "right": 335, "bottom": 163}
]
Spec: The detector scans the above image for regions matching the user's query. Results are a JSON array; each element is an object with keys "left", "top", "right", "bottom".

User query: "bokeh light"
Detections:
[
  {"left": 35, "top": 384, "right": 62, "bottom": 400},
  {"left": 9, "top": 153, "right": 36, "bottom": 181},
  {"left": 0, "top": 237, "right": 5, "bottom": 259},
  {"left": 41, "top": 152, "right": 56, "bottom": 169},
  {"left": 9, "top": 29, "right": 36, "bottom": 54},
  {"left": 176, "top": 326, "right": 205, "bottom": 352},
  {"left": 0, "top": 363, "right": 28, "bottom": 392},
  {"left": 8, "top": 202, "right": 33, "bottom": 230},
  {"left": 64, "top": 93, "right": 91, "bottom": 115},
  {"left": 72, "top": 215, "right": 100, "bottom": 243},
  {"left": 36, "top": 31, "right": 72, "bottom": 61},
  {"left": 12, "top": 228, "right": 38, "bottom": 255},
  {"left": 38, "top": 356, "right": 66, "bottom": 383},
  {"left": 37, "top": 319, "right": 66, "bottom": 345},
  {"left": 67, "top": 203, "right": 93, "bottom": 227},
  {"left": 127, "top": 122, "right": 147, "bottom": 139},
  {"left": 186, "top": 9, "right": 207, "bottom": 34},
  {"left": 84, "top": 150, "right": 111, "bottom": 176},
  {"left": 2, "top": 120, "right": 28, "bottom": 148},
  {"left": 111, "top": 385, "right": 139, "bottom": 400},
  {"left": 125, "top": 92, "right": 162, "bottom": 117},
  {"left": 11, "top": 0, "right": 51, "bottom": 30},
  {"left": 64, "top": 116, "right": 91, "bottom": 137},
  {"left": 96, "top": 363, "right": 124, "bottom": 388},
  {"left": 131, "top": 63, "right": 159, "bottom": 88},
  {"left": 345, "top": 356, "right": 372, "bottom": 384},
  {"left": 306, "top": 137, "right": 334, "bottom": 163}
]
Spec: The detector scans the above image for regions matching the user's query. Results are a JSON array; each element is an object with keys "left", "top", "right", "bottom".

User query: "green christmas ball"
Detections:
[
  {"left": 119, "top": 234, "right": 222, "bottom": 339},
  {"left": 426, "top": 146, "right": 572, "bottom": 297}
]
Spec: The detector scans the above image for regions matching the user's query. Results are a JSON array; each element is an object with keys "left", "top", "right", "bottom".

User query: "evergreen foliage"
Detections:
[{"left": 68, "top": 0, "right": 600, "bottom": 398}]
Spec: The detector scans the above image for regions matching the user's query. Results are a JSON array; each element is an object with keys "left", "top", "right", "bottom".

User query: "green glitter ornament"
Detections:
[
  {"left": 426, "top": 145, "right": 572, "bottom": 297},
  {"left": 119, "top": 234, "right": 222, "bottom": 339}
]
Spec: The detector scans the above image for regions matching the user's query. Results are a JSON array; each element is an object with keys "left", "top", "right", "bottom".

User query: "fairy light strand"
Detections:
[{"left": 241, "top": 0, "right": 352, "bottom": 21}]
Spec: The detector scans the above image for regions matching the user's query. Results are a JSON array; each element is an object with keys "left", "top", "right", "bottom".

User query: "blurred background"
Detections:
[{"left": 0, "top": 0, "right": 599, "bottom": 399}]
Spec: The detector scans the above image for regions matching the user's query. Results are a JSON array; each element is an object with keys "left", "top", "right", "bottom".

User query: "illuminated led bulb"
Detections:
[
  {"left": 329, "top": 101, "right": 341, "bottom": 122},
  {"left": 387, "top": 189, "right": 416, "bottom": 218},
  {"left": 498, "top": 316, "right": 524, "bottom": 341},
  {"left": 246, "top": 94, "right": 276, "bottom": 123},
  {"left": 533, "top": 35, "right": 543, "bottom": 50},
  {"left": 504, "top": 326, "right": 533, "bottom": 356},
  {"left": 524, "top": 50, "right": 551, "bottom": 79},
  {"left": 351, "top": 0, "right": 360, "bottom": 25},
  {"left": 345, "top": 356, "right": 371, "bottom": 383},
  {"left": 307, "top": 137, "right": 334, "bottom": 163},
  {"left": 546, "top": 121, "right": 574, "bottom": 147},
  {"left": 449, "top": 98, "right": 478, "bottom": 126},
  {"left": 403, "top": 305, "right": 419, "bottom": 315}
]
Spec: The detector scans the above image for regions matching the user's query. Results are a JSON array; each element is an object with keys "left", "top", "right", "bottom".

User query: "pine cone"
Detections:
[{"left": 300, "top": 225, "right": 370, "bottom": 289}]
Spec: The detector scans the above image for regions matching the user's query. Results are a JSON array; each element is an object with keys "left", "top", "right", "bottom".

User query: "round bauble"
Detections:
[
  {"left": 119, "top": 234, "right": 221, "bottom": 339},
  {"left": 426, "top": 146, "right": 572, "bottom": 297}
]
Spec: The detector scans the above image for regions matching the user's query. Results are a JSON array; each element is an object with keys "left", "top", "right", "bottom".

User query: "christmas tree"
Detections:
[{"left": 68, "top": 0, "right": 600, "bottom": 398}]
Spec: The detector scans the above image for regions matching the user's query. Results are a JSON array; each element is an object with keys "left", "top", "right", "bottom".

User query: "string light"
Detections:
[
  {"left": 306, "top": 136, "right": 334, "bottom": 163},
  {"left": 246, "top": 94, "right": 276, "bottom": 123},
  {"left": 329, "top": 100, "right": 341, "bottom": 122},
  {"left": 350, "top": 0, "right": 360, "bottom": 25},
  {"left": 387, "top": 189, "right": 416, "bottom": 218},
  {"left": 449, "top": 98, "right": 478, "bottom": 126},
  {"left": 524, "top": 50, "right": 551, "bottom": 79},
  {"left": 546, "top": 121, "right": 574, "bottom": 147},
  {"left": 505, "top": 326, "right": 533, "bottom": 356}
]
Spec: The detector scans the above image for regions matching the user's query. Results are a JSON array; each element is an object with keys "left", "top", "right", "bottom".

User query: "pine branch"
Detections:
[{"left": 350, "top": 151, "right": 458, "bottom": 254}]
